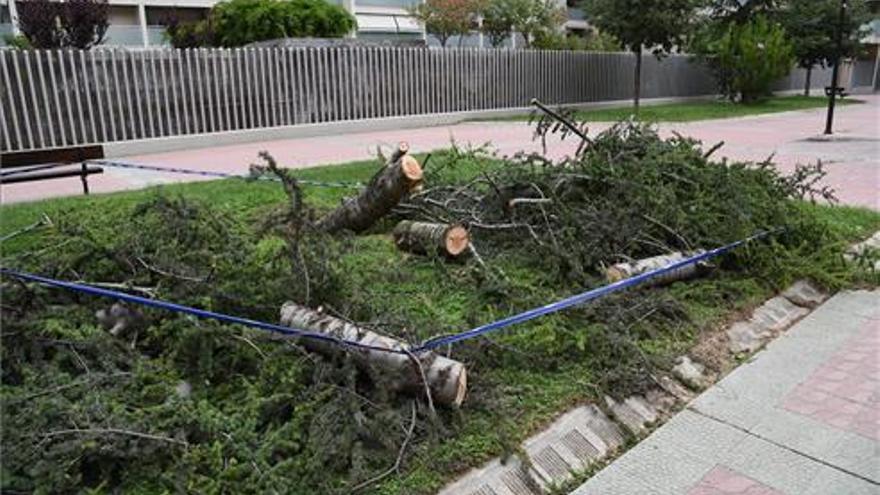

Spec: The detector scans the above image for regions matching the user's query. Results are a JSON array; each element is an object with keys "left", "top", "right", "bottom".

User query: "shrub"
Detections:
[
  {"left": 210, "top": 0, "right": 355, "bottom": 47},
  {"left": 695, "top": 16, "right": 795, "bottom": 103},
  {"left": 168, "top": 0, "right": 356, "bottom": 47},
  {"left": 532, "top": 29, "right": 620, "bottom": 51}
]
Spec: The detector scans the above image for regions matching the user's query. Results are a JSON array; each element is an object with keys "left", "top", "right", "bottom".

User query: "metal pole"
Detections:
[{"left": 824, "top": 0, "right": 847, "bottom": 135}]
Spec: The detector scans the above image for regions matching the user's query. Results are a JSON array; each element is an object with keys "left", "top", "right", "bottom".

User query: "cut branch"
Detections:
[
  {"left": 279, "top": 302, "right": 467, "bottom": 407},
  {"left": 392, "top": 221, "right": 470, "bottom": 258},
  {"left": 605, "top": 251, "right": 708, "bottom": 287},
  {"left": 318, "top": 143, "right": 423, "bottom": 234}
]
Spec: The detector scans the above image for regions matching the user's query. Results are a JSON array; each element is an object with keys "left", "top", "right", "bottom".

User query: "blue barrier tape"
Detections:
[
  {"left": 87, "top": 159, "right": 363, "bottom": 189},
  {"left": 412, "top": 229, "right": 779, "bottom": 352},
  {"left": 0, "top": 268, "right": 408, "bottom": 355},
  {"left": 0, "top": 229, "right": 777, "bottom": 356}
]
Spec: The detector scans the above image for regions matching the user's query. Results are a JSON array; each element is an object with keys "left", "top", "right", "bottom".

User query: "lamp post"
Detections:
[{"left": 824, "top": 0, "right": 848, "bottom": 135}]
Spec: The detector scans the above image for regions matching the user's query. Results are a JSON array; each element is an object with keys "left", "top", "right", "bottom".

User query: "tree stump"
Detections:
[
  {"left": 605, "top": 251, "right": 708, "bottom": 286},
  {"left": 317, "top": 143, "right": 423, "bottom": 234},
  {"left": 279, "top": 302, "right": 468, "bottom": 407},
  {"left": 393, "top": 221, "right": 470, "bottom": 258}
]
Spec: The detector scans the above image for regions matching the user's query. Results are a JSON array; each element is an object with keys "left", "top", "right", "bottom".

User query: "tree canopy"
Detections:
[
  {"left": 582, "top": 0, "right": 699, "bottom": 108},
  {"left": 780, "top": 0, "right": 871, "bottom": 70},
  {"left": 409, "top": 0, "right": 483, "bottom": 47},
  {"left": 16, "top": 0, "right": 109, "bottom": 49}
]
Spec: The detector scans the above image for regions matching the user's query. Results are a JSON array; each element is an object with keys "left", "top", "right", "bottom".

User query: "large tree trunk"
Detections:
[
  {"left": 605, "top": 251, "right": 707, "bottom": 287},
  {"left": 633, "top": 45, "right": 642, "bottom": 112},
  {"left": 804, "top": 66, "right": 812, "bottom": 96},
  {"left": 317, "top": 143, "right": 423, "bottom": 234},
  {"left": 393, "top": 221, "right": 470, "bottom": 258},
  {"left": 279, "top": 302, "right": 468, "bottom": 407}
]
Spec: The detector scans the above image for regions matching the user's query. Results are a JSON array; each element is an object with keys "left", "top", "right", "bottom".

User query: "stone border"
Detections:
[{"left": 436, "top": 280, "right": 830, "bottom": 495}]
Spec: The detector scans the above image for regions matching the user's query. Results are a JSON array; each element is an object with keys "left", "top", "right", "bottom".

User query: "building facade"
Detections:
[{"left": 0, "top": 0, "right": 424, "bottom": 47}]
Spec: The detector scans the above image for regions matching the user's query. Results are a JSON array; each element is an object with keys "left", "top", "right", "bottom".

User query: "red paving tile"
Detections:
[
  {"left": 781, "top": 320, "right": 880, "bottom": 441},
  {"left": 688, "top": 466, "right": 785, "bottom": 495}
]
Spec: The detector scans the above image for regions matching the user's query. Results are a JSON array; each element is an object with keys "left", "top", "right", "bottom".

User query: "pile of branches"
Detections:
[{"left": 397, "top": 111, "right": 834, "bottom": 286}]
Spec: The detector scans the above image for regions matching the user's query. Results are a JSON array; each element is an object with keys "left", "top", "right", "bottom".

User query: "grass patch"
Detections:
[
  {"left": 2, "top": 135, "right": 878, "bottom": 494},
  {"left": 490, "top": 95, "right": 861, "bottom": 123}
]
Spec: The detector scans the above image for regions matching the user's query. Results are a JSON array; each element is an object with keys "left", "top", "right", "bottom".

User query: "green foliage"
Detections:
[
  {"left": 581, "top": 0, "right": 699, "bottom": 106},
  {"left": 480, "top": 0, "right": 565, "bottom": 48},
  {"left": 780, "top": 0, "right": 872, "bottom": 70},
  {"left": 693, "top": 16, "right": 795, "bottom": 103},
  {"left": 167, "top": 0, "right": 356, "bottom": 48},
  {"left": 212, "top": 0, "right": 355, "bottom": 46},
  {"left": 1, "top": 34, "right": 33, "bottom": 49},
  {"left": 581, "top": 0, "right": 698, "bottom": 55},
  {"left": 409, "top": 0, "right": 483, "bottom": 47},
  {"left": 1, "top": 135, "right": 878, "bottom": 494},
  {"left": 532, "top": 29, "right": 621, "bottom": 51}
]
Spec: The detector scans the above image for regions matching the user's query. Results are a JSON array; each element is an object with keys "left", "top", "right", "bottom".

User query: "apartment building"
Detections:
[{"left": 0, "top": 0, "right": 424, "bottom": 47}]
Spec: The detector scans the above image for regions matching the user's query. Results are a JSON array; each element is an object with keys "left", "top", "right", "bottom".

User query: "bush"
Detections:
[
  {"left": 694, "top": 16, "right": 795, "bottom": 103},
  {"left": 532, "top": 29, "right": 620, "bottom": 51},
  {"left": 167, "top": 0, "right": 355, "bottom": 47},
  {"left": 211, "top": 0, "right": 355, "bottom": 47}
]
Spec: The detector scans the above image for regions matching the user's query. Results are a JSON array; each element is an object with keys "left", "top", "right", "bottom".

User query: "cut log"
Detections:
[
  {"left": 605, "top": 251, "right": 708, "bottom": 286},
  {"left": 317, "top": 143, "right": 423, "bottom": 234},
  {"left": 279, "top": 302, "right": 467, "bottom": 407},
  {"left": 393, "top": 221, "right": 470, "bottom": 258}
]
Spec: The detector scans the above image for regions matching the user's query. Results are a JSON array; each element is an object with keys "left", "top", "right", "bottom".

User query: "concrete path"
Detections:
[
  {"left": 572, "top": 290, "right": 880, "bottom": 495},
  {"left": 2, "top": 96, "right": 877, "bottom": 208}
]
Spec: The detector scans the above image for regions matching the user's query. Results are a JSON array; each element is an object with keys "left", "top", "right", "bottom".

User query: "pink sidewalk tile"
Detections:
[
  {"left": 688, "top": 466, "right": 784, "bottom": 495},
  {"left": 781, "top": 320, "right": 880, "bottom": 440}
]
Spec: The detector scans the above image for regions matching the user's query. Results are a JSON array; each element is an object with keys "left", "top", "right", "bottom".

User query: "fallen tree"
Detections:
[
  {"left": 279, "top": 302, "right": 468, "bottom": 407},
  {"left": 392, "top": 221, "right": 470, "bottom": 258},
  {"left": 318, "top": 143, "right": 424, "bottom": 234}
]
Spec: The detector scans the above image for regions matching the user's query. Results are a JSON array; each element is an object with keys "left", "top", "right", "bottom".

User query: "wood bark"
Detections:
[
  {"left": 279, "top": 302, "right": 468, "bottom": 407},
  {"left": 392, "top": 221, "right": 470, "bottom": 258},
  {"left": 605, "top": 251, "right": 708, "bottom": 287},
  {"left": 633, "top": 45, "right": 642, "bottom": 111},
  {"left": 317, "top": 143, "right": 423, "bottom": 234},
  {"left": 804, "top": 66, "right": 812, "bottom": 97}
]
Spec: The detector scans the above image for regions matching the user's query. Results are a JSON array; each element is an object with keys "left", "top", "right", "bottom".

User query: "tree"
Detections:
[
  {"left": 481, "top": 0, "right": 566, "bottom": 48},
  {"left": 703, "top": 0, "right": 779, "bottom": 25},
  {"left": 17, "top": 0, "right": 108, "bottom": 49},
  {"left": 582, "top": 0, "right": 699, "bottom": 110},
  {"left": 780, "top": 0, "right": 871, "bottom": 95},
  {"left": 409, "top": 0, "right": 483, "bottom": 47},
  {"left": 61, "top": 0, "right": 110, "bottom": 48},
  {"left": 481, "top": 0, "right": 514, "bottom": 47},
  {"left": 695, "top": 16, "right": 794, "bottom": 102}
]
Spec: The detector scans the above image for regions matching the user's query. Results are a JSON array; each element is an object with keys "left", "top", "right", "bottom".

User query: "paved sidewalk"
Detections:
[
  {"left": 2, "top": 96, "right": 877, "bottom": 207},
  {"left": 572, "top": 290, "right": 880, "bottom": 495}
]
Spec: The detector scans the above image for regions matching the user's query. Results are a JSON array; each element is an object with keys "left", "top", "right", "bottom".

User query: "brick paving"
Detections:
[
  {"left": 2, "top": 95, "right": 877, "bottom": 208},
  {"left": 687, "top": 466, "right": 784, "bottom": 495},
  {"left": 573, "top": 290, "right": 880, "bottom": 495},
  {"left": 781, "top": 320, "right": 880, "bottom": 442}
]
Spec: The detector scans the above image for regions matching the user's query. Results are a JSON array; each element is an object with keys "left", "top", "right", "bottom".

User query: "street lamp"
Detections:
[{"left": 824, "top": 0, "right": 848, "bottom": 135}]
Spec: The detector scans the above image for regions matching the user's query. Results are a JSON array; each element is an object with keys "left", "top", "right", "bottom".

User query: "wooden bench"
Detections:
[
  {"left": 824, "top": 86, "right": 848, "bottom": 98},
  {"left": 1, "top": 145, "right": 105, "bottom": 195}
]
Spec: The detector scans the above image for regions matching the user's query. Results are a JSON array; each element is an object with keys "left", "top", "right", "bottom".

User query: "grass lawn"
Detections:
[
  {"left": 2, "top": 144, "right": 878, "bottom": 494},
  {"left": 492, "top": 95, "right": 862, "bottom": 123}
]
